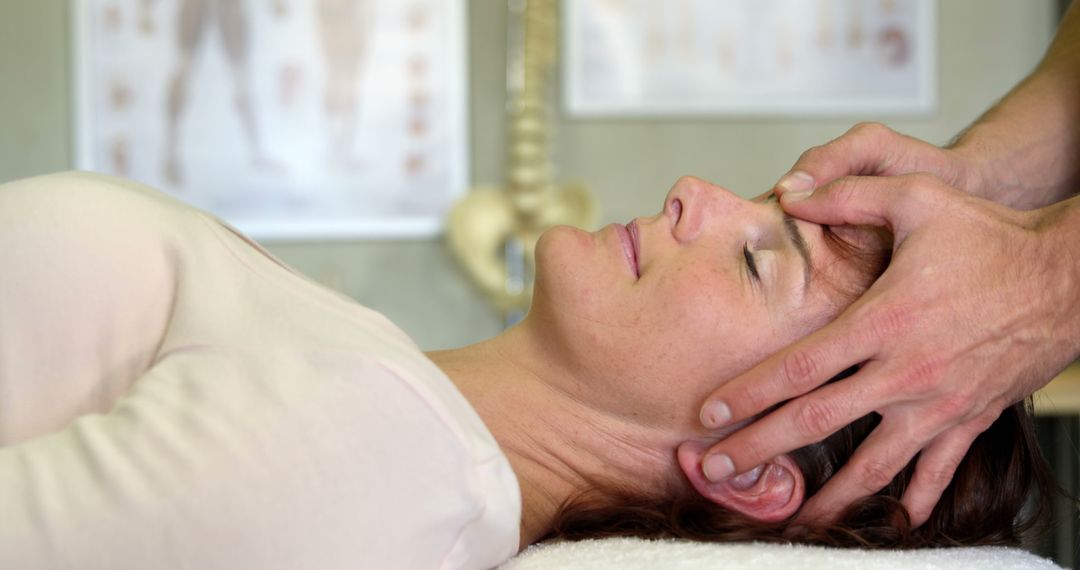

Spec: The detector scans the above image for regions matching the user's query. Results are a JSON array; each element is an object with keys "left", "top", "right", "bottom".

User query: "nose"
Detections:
[{"left": 664, "top": 176, "right": 748, "bottom": 243}]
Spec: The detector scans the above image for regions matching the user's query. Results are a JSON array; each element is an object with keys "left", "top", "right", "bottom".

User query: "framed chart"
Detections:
[
  {"left": 72, "top": 0, "right": 467, "bottom": 240},
  {"left": 563, "top": 0, "right": 936, "bottom": 117}
]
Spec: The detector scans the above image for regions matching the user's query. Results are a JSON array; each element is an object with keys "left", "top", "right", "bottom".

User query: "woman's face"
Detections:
[{"left": 528, "top": 176, "right": 870, "bottom": 430}]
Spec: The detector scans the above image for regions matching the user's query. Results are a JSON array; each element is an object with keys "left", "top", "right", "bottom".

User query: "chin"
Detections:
[
  {"left": 534, "top": 224, "right": 592, "bottom": 278},
  {"left": 531, "top": 225, "right": 599, "bottom": 319}
]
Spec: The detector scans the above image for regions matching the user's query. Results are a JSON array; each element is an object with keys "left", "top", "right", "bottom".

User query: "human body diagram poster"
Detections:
[
  {"left": 564, "top": 0, "right": 935, "bottom": 116},
  {"left": 73, "top": 0, "right": 466, "bottom": 239}
]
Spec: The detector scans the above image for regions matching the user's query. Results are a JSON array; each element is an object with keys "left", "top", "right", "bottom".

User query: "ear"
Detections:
[{"left": 676, "top": 440, "right": 805, "bottom": 523}]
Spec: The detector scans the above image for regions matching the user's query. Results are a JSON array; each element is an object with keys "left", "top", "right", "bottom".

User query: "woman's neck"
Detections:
[{"left": 425, "top": 322, "right": 682, "bottom": 549}]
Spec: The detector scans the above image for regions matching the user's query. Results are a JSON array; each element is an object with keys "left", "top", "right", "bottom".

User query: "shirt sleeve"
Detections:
[
  {"left": 0, "top": 348, "right": 502, "bottom": 570},
  {"left": 0, "top": 172, "right": 185, "bottom": 446},
  {"left": 0, "top": 349, "right": 329, "bottom": 570}
]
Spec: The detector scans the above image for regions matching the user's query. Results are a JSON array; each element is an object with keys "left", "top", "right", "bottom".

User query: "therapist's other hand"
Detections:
[
  {"left": 697, "top": 174, "right": 1080, "bottom": 528},
  {"left": 772, "top": 122, "right": 992, "bottom": 202}
]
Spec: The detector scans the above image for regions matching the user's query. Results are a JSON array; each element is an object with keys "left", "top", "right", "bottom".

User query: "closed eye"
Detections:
[{"left": 743, "top": 243, "right": 760, "bottom": 281}]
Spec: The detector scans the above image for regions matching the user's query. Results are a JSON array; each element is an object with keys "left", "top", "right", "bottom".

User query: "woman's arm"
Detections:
[{"left": 0, "top": 172, "right": 177, "bottom": 445}]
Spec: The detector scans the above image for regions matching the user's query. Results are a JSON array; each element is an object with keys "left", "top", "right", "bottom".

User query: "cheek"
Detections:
[
  {"left": 531, "top": 235, "right": 794, "bottom": 400},
  {"left": 631, "top": 267, "right": 753, "bottom": 366},
  {"left": 632, "top": 266, "right": 789, "bottom": 391},
  {"left": 647, "top": 263, "right": 739, "bottom": 330}
]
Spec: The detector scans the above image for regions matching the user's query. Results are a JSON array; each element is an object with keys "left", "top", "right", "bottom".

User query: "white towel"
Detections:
[{"left": 500, "top": 538, "right": 1064, "bottom": 570}]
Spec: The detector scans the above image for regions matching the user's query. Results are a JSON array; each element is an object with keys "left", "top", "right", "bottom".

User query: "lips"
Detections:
[
  {"left": 615, "top": 221, "right": 640, "bottom": 278},
  {"left": 628, "top": 220, "right": 641, "bottom": 264}
]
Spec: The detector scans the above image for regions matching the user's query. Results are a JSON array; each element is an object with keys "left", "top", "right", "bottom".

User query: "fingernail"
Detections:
[
  {"left": 700, "top": 401, "right": 731, "bottom": 429},
  {"left": 781, "top": 189, "right": 813, "bottom": 203},
  {"left": 777, "top": 171, "right": 815, "bottom": 195},
  {"left": 702, "top": 453, "right": 735, "bottom": 482}
]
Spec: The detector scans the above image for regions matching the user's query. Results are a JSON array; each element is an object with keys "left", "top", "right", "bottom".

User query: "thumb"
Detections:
[
  {"left": 774, "top": 122, "right": 919, "bottom": 197},
  {"left": 779, "top": 174, "right": 939, "bottom": 231}
]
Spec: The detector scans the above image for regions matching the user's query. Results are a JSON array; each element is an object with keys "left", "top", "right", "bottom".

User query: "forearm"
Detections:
[{"left": 950, "top": 4, "right": 1080, "bottom": 210}]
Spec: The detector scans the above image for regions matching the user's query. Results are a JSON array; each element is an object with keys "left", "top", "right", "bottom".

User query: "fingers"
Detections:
[
  {"left": 900, "top": 418, "right": 990, "bottom": 527},
  {"left": 795, "top": 420, "right": 923, "bottom": 527},
  {"left": 795, "top": 412, "right": 995, "bottom": 528},
  {"left": 774, "top": 122, "right": 902, "bottom": 197},
  {"left": 779, "top": 173, "right": 946, "bottom": 234},
  {"left": 701, "top": 361, "right": 892, "bottom": 480},
  {"left": 700, "top": 310, "right": 877, "bottom": 433},
  {"left": 797, "top": 418, "right": 987, "bottom": 529}
]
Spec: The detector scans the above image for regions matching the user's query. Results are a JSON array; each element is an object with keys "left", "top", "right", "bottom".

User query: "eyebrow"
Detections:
[
  {"left": 783, "top": 213, "right": 812, "bottom": 290},
  {"left": 766, "top": 193, "right": 812, "bottom": 290}
]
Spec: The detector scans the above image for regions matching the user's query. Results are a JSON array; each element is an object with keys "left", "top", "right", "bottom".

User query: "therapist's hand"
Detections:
[
  {"left": 697, "top": 173, "right": 1080, "bottom": 528},
  {"left": 769, "top": 122, "right": 993, "bottom": 201}
]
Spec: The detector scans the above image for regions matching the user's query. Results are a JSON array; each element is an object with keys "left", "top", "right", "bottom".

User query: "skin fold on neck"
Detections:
[{"left": 425, "top": 321, "right": 693, "bottom": 548}]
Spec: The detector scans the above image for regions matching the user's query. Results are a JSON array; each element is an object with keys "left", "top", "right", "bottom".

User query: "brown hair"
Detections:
[{"left": 545, "top": 226, "right": 1059, "bottom": 548}]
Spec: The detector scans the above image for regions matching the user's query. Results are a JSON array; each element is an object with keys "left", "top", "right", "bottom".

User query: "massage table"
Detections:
[{"left": 500, "top": 537, "right": 1063, "bottom": 569}]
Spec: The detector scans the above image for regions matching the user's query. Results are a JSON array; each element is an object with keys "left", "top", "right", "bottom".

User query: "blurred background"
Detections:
[
  {"left": 1, "top": 0, "right": 1077, "bottom": 565},
  {"left": 0, "top": 0, "right": 1060, "bottom": 349}
]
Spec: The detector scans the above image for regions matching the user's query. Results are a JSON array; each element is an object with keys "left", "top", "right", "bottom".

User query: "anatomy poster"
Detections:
[
  {"left": 73, "top": 0, "right": 466, "bottom": 239},
  {"left": 564, "top": 0, "right": 936, "bottom": 116}
]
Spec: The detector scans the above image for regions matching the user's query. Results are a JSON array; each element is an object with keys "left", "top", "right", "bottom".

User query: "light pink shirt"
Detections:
[{"left": 0, "top": 172, "right": 521, "bottom": 569}]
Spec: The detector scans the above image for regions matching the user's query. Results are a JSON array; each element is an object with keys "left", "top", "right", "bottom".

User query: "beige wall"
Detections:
[{"left": 0, "top": 0, "right": 1058, "bottom": 349}]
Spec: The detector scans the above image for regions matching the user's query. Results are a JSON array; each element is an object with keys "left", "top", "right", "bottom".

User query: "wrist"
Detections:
[
  {"left": 1029, "top": 197, "right": 1080, "bottom": 350},
  {"left": 950, "top": 131, "right": 1023, "bottom": 205},
  {"left": 948, "top": 67, "right": 1080, "bottom": 210},
  {"left": 944, "top": 136, "right": 1005, "bottom": 202}
]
